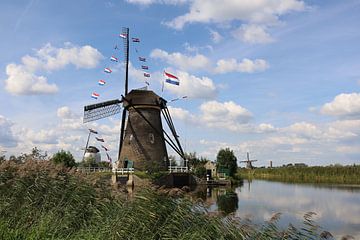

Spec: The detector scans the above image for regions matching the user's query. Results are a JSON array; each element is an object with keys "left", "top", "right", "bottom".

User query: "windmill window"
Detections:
[{"left": 149, "top": 133, "right": 155, "bottom": 144}]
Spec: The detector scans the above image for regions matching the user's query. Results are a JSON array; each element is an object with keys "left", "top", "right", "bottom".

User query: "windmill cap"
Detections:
[{"left": 123, "top": 89, "right": 167, "bottom": 109}]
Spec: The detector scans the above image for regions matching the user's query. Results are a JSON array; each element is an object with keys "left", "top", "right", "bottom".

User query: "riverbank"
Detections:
[
  {"left": 238, "top": 164, "right": 360, "bottom": 184},
  {"left": 0, "top": 160, "right": 334, "bottom": 239}
]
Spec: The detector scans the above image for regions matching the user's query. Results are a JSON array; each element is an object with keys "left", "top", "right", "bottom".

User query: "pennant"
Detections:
[
  {"left": 95, "top": 137, "right": 105, "bottom": 142},
  {"left": 91, "top": 92, "right": 100, "bottom": 99},
  {"left": 104, "top": 68, "right": 112, "bottom": 73},
  {"left": 164, "top": 71, "right": 179, "bottom": 86},
  {"left": 106, "top": 153, "right": 112, "bottom": 162},
  {"left": 144, "top": 72, "right": 150, "bottom": 78},
  {"left": 119, "top": 33, "right": 127, "bottom": 39},
  {"left": 145, "top": 81, "right": 150, "bottom": 86},
  {"left": 141, "top": 65, "right": 149, "bottom": 70},
  {"left": 138, "top": 57, "right": 146, "bottom": 62},
  {"left": 98, "top": 80, "right": 106, "bottom": 86},
  {"left": 101, "top": 145, "right": 109, "bottom": 151},
  {"left": 110, "top": 56, "right": 118, "bottom": 62},
  {"left": 132, "top": 38, "right": 140, "bottom": 42},
  {"left": 89, "top": 129, "right": 98, "bottom": 134}
]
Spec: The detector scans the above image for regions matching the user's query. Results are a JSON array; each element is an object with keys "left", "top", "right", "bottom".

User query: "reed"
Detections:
[
  {"left": 0, "top": 160, "right": 334, "bottom": 239},
  {"left": 239, "top": 165, "right": 360, "bottom": 184}
]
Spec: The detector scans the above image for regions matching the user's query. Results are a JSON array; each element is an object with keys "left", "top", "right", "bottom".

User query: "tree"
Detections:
[
  {"left": 51, "top": 150, "right": 76, "bottom": 168},
  {"left": 216, "top": 148, "right": 237, "bottom": 177}
]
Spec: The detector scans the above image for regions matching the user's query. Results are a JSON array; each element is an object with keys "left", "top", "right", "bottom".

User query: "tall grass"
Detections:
[
  {"left": 0, "top": 160, "right": 334, "bottom": 239},
  {"left": 239, "top": 165, "right": 360, "bottom": 185}
]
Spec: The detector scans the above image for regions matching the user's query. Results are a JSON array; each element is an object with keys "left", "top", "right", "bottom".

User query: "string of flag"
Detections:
[
  {"left": 132, "top": 37, "right": 152, "bottom": 87},
  {"left": 89, "top": 128, "right": 112, "bottom": 163}
]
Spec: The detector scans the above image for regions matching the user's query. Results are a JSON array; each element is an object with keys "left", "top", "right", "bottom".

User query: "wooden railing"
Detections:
[{"left": 112, "top": 168, "right": 134, "bottom": 174}]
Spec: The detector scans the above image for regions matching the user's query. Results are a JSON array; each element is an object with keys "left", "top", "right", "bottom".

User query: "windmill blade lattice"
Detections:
[{"left": 83, "top": 99, "right": 122, "bottom": 123}]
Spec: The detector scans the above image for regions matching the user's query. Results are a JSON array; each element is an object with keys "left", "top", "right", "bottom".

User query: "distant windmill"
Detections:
[
  {"left": 239, "top": 152, "right": 258, "bottom": 169},
  {"left": 83, "top": 27, "right": 185, "bottom": 172}
]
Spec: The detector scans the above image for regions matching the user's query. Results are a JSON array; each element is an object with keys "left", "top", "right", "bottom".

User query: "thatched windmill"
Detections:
[
  {"left": 239, "top": 152, "right": 258, "bottom": 169},
  {"left": 83, "top": 28, "right": 185, "bottom": 172}
]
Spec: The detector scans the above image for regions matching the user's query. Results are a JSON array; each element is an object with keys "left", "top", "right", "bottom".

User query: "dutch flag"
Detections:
[
  {"left": 119, "top": 33, "right": 127, "bottom": 39},
  {"left": 91, "top": 92, "right": 100, "bottom": 99},
  {"left": 104, "top": 68, "right": 112, "bottom": 73},
  {"left": 141, "top": 65, "right": 149, "bottom": 70},
  {"left": 98, "top": 80, "right": 106, "bottom": 86},
  {"left": 144, "top": 72, "right": 150, "bottom": 78},
  {"left": 110, "top": 56, "right": 118, "bottom": 62},
  {"left": 164, "top": 71, "right": 179, "bottom": 86},
  {"left": 139, "top": 57, "right": 146, "bottom": 62}
]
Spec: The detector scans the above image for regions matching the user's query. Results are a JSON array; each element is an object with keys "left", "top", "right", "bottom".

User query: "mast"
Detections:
[{"left": 118, "top": 27, "right": 130, "bottom": 164}]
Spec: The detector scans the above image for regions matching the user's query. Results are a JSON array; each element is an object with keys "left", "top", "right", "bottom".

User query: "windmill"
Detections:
[
  {"left": 239, "top": 152, "right": 258, "bottom": 169},
  {"left": 83, "top": 27, "right": 185, "bottom": 173}
]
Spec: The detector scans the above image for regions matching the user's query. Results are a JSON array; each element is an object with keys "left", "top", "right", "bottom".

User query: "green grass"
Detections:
[
  {"left": 0, "top": 160, "right": 336, "bottom": 239},
  {"left": 238, "top": 165, "right": 360, "bottom": 184}
]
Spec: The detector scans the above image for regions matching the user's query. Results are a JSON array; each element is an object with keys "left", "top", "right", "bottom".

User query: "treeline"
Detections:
[
  {"left": 0, "top": 159, "right": 334, "bottom": 239},
  {"left": 0, "top": 147, "right": 111, "bottom": 168},
  {"left": 239, "top": 165, "right": 360, "bottom": 184}
]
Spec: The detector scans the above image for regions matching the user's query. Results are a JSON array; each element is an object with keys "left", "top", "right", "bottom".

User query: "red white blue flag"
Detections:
[
  {"left": 89, "top": 128, "right": 98, "bottom": 134},
  {"left": 141, "top": 65, "right": 149, "bottom": 70},
  {"left": 144, "top": 72, "right": 150, "bottom": 78},
  {"left": 139, "top": 57, "right": 146, "bottom": 62},
  {"left": 101, "top": 145, "right": 109, "bottom": 151},
  {"left": 110, "top": 56, "right": 118, "bottom": 62},
  {"left": 91, "top": 92, "right": 100, "bottom": 99},
  {"left": 119, "top": 33, "right": 127, "bottom": 39},
  {"left": 95, "top": 137, "right": 105, "bottom": 142},
  {"left": 104, "top": 68, "right": 112, "bottom": 73},
  {"left": 164, "top": 71, "right": 179, "bottom": 86},
  {"left": 106, "top": 153, "right": 112, "bottom": 162},
  {"left": 98, "top": 80, "right": 106, "bottom": 86},
  {"left": 132, "top": 38, "right": 140, "bottom": 42}
]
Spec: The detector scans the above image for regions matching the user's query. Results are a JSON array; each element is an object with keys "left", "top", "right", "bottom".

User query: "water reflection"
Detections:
[{"left": 197, "top": 180, "right": 360, "bottom": 238}]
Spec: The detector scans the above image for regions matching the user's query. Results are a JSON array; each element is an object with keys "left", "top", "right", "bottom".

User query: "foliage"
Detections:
[
  {"left": 194, "top": 165, "right": 207, "bottom": 178},
  {"left": 79, "top": 156, "right": 98, "bottom": 168},
  {"left": 0, "top": 160, "right": 338, "bottom": 239},
  {"left": 239, "top": 164, "right": 360, "bottom": 184},
  {"left": 184, "top": 152, "right": 208, "bottom": 168},
  {"left": 51, "top": 150, "right": 76, "bottom": 168},
  {"left": 216, "top": 148, "right": 238, "bottom": 177}
]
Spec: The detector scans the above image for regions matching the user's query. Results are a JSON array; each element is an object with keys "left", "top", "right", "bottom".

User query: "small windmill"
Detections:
[
  {"left": 83, "top": 27, "right": 185, "bottom": 172},
  {"left": 239, "top": 152, "right": 257, "bottom": 169}
]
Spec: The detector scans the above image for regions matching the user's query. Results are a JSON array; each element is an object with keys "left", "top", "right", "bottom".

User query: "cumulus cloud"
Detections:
[
  {"left": 232, "top": 24, "right": 274, "bottom": 44},
  {"left": 214, "top": 58, "right": 269, "bottom": 74},
  {"left": 4, "top": 43, "right": 103, "bottom": 95},
  {"left": 57, "top": 106, "right": 79, "bottom": 119},
  {"left": 0, "top": 115, "right": 18, "bottom": 148},
  {"left": 150, "top": 49, "right": 211, "bottom": 71},
  {"left": 321, "top": 93, "right": 360, "bottom": 118},
  {"left": 151, "top": 48, "right": 269, "bottom": 74},
  {"left": 164, "top": 70, "right": 217, "bottom": 99},
  {"left": 165, "top": 0, "right": 305, "bottom": 30}
]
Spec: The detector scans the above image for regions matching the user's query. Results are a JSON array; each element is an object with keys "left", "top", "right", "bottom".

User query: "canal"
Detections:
[{"left": 197, "top": 179, "right": 360, "bottom": 239}]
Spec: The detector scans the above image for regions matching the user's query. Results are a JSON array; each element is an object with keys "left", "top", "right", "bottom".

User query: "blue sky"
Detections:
[{"left": 1, "top": 0, "right": 360, "bottom": 166}]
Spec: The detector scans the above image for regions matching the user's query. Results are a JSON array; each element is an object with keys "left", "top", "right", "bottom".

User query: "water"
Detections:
[{"left": 195, "top": 180, "right": 360, "bottom": 239}]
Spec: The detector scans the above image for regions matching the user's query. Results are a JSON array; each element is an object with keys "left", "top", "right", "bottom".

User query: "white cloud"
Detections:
[
  {"left": 214, "top": 58, "right": 269, "bottom": 74},
  {"left": 164, "top": 70, "right": 217, "bottom": 99},
  {"left": 209, "top": 29, "right": 223, "bottom": 43},
  {"left": 150, "top": 49, "right": 211, "bottom": 71},
  {"left": 232, "top": 24, "right": 274, "bottom": 44},
  {"left": 0, "top": 115, "right": 18, "bottom": 148},
  {"left": 165, "top": 0, "right": 305, "bottom": 30},
  {"left": 321, "top": 93, "right": 360, "bottom": 118},
  {"left": 4, "top": 43, "right": 103, "bottom": 95},
  {"left": 57, "top": 106, "right": 79, "bottom": 119}
]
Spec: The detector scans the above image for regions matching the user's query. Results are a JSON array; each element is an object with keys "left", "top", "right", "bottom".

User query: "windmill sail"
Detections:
[{"left": 83, "top": 99, "right": 122, "bottom": 123}]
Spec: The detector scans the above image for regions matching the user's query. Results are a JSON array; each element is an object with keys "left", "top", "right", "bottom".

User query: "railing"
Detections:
[
  {"left": 76, "top": 167, "right": 112, "bottom": 173},
  {"left": 112, "top": 168, "right": 134, "bottom": 174},
  {"left": 168, "top": 166, "right": 188, "bottom": 173}
]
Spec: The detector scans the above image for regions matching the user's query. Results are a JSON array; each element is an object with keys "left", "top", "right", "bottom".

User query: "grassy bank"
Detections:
[
  {"left": 238, "top": 165, "right": 360, "bottom": 185},
  {"left": 0, "top": 160, "right": 334, "bottom": 239}
]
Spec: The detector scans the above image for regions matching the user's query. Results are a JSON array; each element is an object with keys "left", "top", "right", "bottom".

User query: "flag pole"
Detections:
[{"left": 82, "top": 130, "right": 91, "bottom": 161}]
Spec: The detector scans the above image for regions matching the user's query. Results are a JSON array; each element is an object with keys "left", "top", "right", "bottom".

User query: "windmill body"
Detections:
[{"left": 119, "top": 89, "right": 168, "bottom": 172}]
